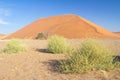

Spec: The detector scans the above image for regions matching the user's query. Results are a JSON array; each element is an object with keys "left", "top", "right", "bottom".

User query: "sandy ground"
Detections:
[{"left": 0, "top": 39, "right": 120, "bottom": 80}]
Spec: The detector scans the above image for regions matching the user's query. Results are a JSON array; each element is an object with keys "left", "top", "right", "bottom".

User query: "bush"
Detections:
[
  {"left": 36, "top": 32, "right": 45, "bottom": 39},
  {"left": 2, "top": 39, "right": 27, "bottom": 54},
  {"left": 47, "top": 35, "right": 69, "bottom": 53},
  {"left": 36, "top": 32, "right": 48, "bottom": 39},
  {"left": 59, "top": 39, "right": 120, "bottom": 73}
]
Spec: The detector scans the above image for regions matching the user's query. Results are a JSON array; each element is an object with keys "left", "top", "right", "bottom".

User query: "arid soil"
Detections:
[
  {"left": 0, "top": 39, "right": 120, "bottom": 80},
  {"left": 4, "top": 15, "right": 120, "bottom": 39}
]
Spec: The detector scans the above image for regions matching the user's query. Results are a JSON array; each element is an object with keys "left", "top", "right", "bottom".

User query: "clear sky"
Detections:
[{"left": 0, "top": 0, "right": 120, "bottom": 34}]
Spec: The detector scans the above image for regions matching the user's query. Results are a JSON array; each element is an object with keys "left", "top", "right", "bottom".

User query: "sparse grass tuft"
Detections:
[
  {"left": 1, "top": 39, "right": 27, "bottom": 54},
  {"left": 47, "top": 35, "right": 70, "bottom": 54},
  {"left": 59, "top": 39, "right": 120, "bottom": 73}
]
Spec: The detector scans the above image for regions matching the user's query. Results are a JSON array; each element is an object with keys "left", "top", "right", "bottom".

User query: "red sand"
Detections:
[
  {"left": 4, "top": 14, "right": 120, "bottom": 39},
  {"left": 114, "top": 32, "right": 120, "bottom": 36}
]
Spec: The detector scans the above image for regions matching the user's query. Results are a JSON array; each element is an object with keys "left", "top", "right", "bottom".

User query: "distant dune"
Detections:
[
  {"left": 0, "top": 34, "right": 5, "bottom": 39},
  {"left": 114, "top": 32, "right": 120, "bottom": 35},
  {"left": 4, "top": 14, "right": 120, "bottom": 39}
]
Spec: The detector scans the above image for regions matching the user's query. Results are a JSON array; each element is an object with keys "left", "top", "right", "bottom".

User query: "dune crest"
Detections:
[{"left": 4, "top": 14, "right": 120, "bottom": 39}]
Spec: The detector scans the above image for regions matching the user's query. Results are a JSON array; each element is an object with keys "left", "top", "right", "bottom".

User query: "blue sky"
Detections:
[{"left": 0, "top": 0, "right": 120, "bottom": 34}]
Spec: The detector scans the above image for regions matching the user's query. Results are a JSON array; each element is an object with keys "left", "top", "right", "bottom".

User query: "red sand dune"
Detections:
[
  {"left": 114, "top": 32, "right": 120, "bottom": 36},
  {"left": 4, "top": 14, "right": 120, "bottom": 39}
]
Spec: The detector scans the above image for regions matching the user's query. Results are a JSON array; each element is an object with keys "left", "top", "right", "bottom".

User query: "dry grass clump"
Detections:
[
  {"left": 1, "top": 39, "right": 27, "bottom": 54},
  {"left": 59, "top": 39, "right": 120, "bottom": 73},
  {"left": 47, "top": 35, "right": 71, "bottom": 54}
]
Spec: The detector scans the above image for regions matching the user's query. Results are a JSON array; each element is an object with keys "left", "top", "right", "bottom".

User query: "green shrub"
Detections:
[
  {"left": 36, "top": 32, "right": 45, "bottom": 39},
  {"left": 36, "top": 32, "right": 49, "bottom": 39},
  {"left": 2, "top": 39, "right": 27, "bottom": 54},
  {"left": 47, "top": 35, "right": 69, "bottom": 53},
  {"left": 59, "top": 39, "right": 120, "bottom": 73}
]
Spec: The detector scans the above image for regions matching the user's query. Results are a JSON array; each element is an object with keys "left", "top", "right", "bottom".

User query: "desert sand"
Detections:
[
  {"left": 114, "top": 32, "right": 120, "bottom": 36},
  {"left": 4, "top": 15, "right": 120, "bottom": 39},
  {"left": 0, "top": 34, "right": 5, "bottom": 39},
  {"left": 0, "top": 39, "right": 120, "bottom": 80},
  {"left": 0, "top": 15, "right": 120, "bottom": 80}
]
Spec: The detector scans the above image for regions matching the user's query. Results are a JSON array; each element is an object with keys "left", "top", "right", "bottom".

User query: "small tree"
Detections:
[{"left": 36, "top": 32, "right": 45, "bottom": 39}]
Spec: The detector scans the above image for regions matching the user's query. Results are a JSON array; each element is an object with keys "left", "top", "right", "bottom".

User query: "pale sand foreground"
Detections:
[{"left": 0, "top": 39, "right": 120, "bottom": 80}]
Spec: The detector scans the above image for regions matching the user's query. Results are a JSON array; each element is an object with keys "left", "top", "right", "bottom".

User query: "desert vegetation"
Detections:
[
  {"left": 1, "top": 39, "right": 28, "bottom": 54},
  {"left": 0, "top": 38, "right": 120, "bottom": 80},
  {"left": 36, "top": 32, "right": 46, "bottom": 39},
  {"left": 46, "top": 36, "right": 120, "bottom": 73},
  {"left": 0, "top": 37, "right": 119, "bottom": 74},
  {"left": 47, "top": 35, "right": 71, "bottom": 53}
]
